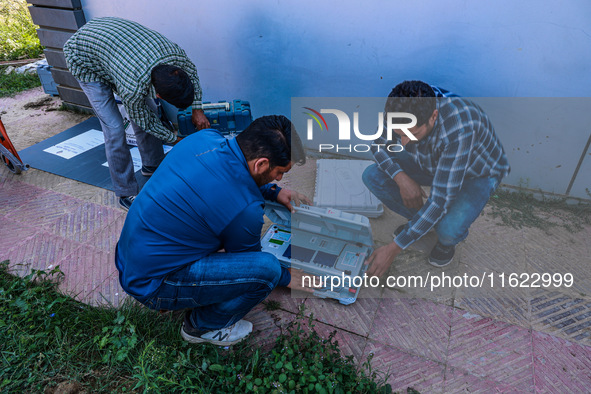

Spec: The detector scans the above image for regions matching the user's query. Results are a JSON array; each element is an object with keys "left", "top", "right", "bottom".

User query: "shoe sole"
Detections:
[
  {"left": 140, "top": 171, "right": 153, "bottom": 177},
  {"left": 428, "top": 256, "right": 453, "bottom": 268},
  {"left": 180, "top": 327, "right": 250, "bottom": 346}
]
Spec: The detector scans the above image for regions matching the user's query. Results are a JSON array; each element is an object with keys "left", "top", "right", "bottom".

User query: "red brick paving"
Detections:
[{"left": 2, "top": 169, "right": 591, "bottom": 392}]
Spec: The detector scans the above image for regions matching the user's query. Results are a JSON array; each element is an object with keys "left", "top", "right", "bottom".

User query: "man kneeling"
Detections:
[
  {"left": 115, "top": 115, "right": 309, "bottom": 345},
  {"left": 364, "top": 81, "right": 510, "bottom": 275}
]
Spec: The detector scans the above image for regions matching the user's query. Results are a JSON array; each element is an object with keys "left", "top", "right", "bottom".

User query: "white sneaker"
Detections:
[{"left": 181, "top": 314, "right": 253, "bottom": 346}]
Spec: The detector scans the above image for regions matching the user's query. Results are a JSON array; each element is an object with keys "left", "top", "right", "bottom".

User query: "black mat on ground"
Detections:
[{"left": 19, "top": 117, "right": 148, "bottom": 191}]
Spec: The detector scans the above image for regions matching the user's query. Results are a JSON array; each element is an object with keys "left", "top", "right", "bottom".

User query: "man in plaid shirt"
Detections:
[
  {"left": 64, "top": 17, "right": 210, "bottom": 210},
  {"left": 363, "top": 80, "right": 510, "bottom": 273}
]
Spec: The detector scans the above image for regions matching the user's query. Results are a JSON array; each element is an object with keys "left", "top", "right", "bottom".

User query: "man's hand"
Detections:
[
  {"left": 287, "top": 268, "right": 319, "bottom": 293},
  {"left": 191, "top": 109, "right": 210, "bottom": 130},
  {"left": 394, "top": 172, "right": 427, "bottom": 210},
  {"left": 277, "top": 189, "right": 312, "bottom": 212},
  {"left": 169, "top": 129, "right": 183, "bottom": 145},
  {"left": 366, "top": 242, "right": 403, "bottom": 277}
]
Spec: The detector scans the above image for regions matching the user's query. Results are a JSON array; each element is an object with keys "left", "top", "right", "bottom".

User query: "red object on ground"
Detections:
[{"left": 0, "top": 117, "right": 28, "bottom": 174}]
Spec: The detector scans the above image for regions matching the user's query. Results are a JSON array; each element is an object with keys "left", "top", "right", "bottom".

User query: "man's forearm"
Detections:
[
  {"left": 393, "top": 171, "right": 404, "bottom": 179},
  {"left": 393, "top": 170, "right": 410, "bottom": 186}
]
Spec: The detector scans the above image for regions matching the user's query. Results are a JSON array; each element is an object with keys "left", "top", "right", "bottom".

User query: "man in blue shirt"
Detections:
[
  {"left": 116, "top": 115, "right": 309, "bottom": 345},
  {"left": 363, "top": 80, "right": 510, "bottom": 274}
]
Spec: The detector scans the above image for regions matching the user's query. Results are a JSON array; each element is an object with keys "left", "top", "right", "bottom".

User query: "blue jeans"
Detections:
[
  {"left": 143, "top": 252, "right": 289, "bottom": 330},
  {"left": 362, "top": 152, "right": 500, "bottom": 246},
  {"left": 78, "top": 81, "right": 165, "bottom": 197}
]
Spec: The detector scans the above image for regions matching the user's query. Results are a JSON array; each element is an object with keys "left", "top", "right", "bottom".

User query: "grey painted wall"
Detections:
[{"left": 78, "top": 0, "right": 591, "bottom": 199}]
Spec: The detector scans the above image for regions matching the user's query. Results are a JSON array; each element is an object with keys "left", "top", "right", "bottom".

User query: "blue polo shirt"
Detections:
[{"left": 115, "top": 130, "right": 286, "bottom": 300}]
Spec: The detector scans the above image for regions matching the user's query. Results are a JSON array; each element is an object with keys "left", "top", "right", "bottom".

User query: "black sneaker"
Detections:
[
  {"left": 118, "top": 196, "right": 136, "bottom": 210},
  {"left": 181, "top": 312, "right": 253, "bottom": 346},
  {"left": 429, "top": 241, "right": 455, "bottom": 267},
  {"left": 141, "top": 165, "right": 158, "bottom": 177}
]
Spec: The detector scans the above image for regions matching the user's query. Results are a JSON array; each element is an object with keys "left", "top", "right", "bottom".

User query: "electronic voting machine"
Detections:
[{"left": 261, "top": 202, "right": 373, "bottom": 305}]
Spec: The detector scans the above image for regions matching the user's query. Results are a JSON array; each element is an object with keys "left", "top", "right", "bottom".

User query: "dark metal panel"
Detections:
[
  {"left": 43, "top": 48, "right": 67, "bottom": 69},
  {"left": 59, "top": 102, "right": 93, "bottom": 114},
  {"left": 36, "top": 28, "right": 74, "bottom": 49},
  {"left": 29, "top": 6, "right": 85, "bottom": 30},
  {"left": 26, "top": 0, "right": 82, "bottom": 9},
  {"left": 51, "top": 68, "right": 80, "bottom": 89},
  {"left": 56, "top": 85, "right": 91, "bottom": 107}
]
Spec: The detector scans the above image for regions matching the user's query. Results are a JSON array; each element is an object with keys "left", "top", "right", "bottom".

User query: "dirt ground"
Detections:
[{"left": 0, "top": 87, "right": 91, "bottom": 151}]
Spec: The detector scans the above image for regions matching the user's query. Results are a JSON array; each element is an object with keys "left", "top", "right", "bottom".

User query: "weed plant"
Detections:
[
  {"left": 0, "top": 261, "right": 397, "bottom": 393},
  {"left": 0, "top": 66, "right": 42, "bottom": 97},
  {"left": 0, "top": 0, "right": 43, "bottom": 61},
  {"left": 487, "top": 188, "right": 591, "bottom": 233}
]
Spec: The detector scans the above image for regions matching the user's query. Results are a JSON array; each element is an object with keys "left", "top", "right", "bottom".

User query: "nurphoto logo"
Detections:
[{"left": 303, "top": 107, "right": 416, "bottom": 153}]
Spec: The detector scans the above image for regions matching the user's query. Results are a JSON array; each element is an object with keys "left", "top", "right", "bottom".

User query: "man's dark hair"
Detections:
[
  {"left": 385, "top": 80, "right": 436, "bottom": 126},
  {"left": 151, "top": 64, "right": 194, "bottom": 109},
  {"left": 236, "top": 115, "right": 306, "bottom": 168}
]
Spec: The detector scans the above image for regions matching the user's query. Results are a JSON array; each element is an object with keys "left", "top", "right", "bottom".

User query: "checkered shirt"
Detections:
[
  {"left": 64, "top": 17, "right": 203, "bottom": 143},
  {"left": 371, "top": 86, "right": 510, "bottom": 249}
]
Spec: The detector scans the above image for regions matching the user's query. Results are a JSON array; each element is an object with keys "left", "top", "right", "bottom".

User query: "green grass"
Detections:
[
  {"left": 0, "top": 0, "right": 44, "bottom": 61},
  {"left": 0, "top": 66, "right": 42, "bottom": 97},
  {"left": 487, "top": 187, "right": 591, "bottom": 233},
  {"left": 0, "top": 0, "right": 45, "bottom": 96},
  {"left": 0, "top": 261, "right": 398, "bottom": 393}
]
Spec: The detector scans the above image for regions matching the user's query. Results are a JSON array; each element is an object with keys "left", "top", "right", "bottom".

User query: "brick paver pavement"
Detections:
[{"left": 2, "top": 155, "right": 590, "bottom": 393}]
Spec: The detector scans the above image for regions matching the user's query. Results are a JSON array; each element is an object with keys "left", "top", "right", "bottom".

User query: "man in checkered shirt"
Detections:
[
  {"left": 363, "top": 80, "right": 510, "bottom": 273},
  {"left": 64, "top": 17, "right": 210, "bottom": 210}
]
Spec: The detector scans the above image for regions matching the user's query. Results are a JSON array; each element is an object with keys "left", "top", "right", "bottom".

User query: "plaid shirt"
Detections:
[
  {"left": 64, "top": 17, "right": 203, "bottom": 143},
  {"left": 372, "top": 87, "right": 510, "bottom": 249}
]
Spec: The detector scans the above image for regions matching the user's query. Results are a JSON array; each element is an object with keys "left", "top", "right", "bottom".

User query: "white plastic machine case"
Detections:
[
  {"left": 261, "top": 202, "right": 374, "bottom": 305},
  {"left": 313, "top": 159, "right": 384, "bottom": 218}
]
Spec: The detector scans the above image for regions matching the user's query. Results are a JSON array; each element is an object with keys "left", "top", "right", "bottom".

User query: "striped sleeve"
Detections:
[{"left": 371, "top": 132, "right": 404, "bottom": 178}]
